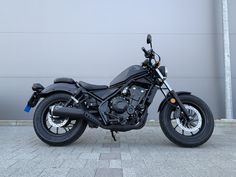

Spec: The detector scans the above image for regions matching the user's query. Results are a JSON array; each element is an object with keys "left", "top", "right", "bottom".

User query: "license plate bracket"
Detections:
[
  {"left": 23, "top": 92, "right": 40, "bottom": 112},
  {"left": 24, "top": 104, "right": 31, "bottom": 112}
]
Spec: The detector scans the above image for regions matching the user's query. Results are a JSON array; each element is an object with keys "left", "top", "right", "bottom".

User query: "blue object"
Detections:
[{"left": 24, "top": 104, "right": 31, "bottom": 112}]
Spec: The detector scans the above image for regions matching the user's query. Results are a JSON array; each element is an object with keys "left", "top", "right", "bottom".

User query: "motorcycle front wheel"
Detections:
[
  {"left": 33, "top": 93, "right": 87, "bottom": 146},
  {"left": 159, "top": 94, "right": 214, "bottom": 147}
]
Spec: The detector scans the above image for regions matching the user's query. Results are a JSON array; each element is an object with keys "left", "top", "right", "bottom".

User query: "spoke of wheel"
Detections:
[
  {"left": 190, "top": 132, "right": 194, "bottom": 136},
  {"left": 67, "top": 123, "right": 74, "bottom": 128},
  {"left": 174, "top": 124, "right": 178, "bottom": 129},
  {"left": 190, "top": 117, "right": 198, "bottom": 122},
  {"left": 63, "top": 127, "right": 68, "bottom": 132},
  {"left": 192, "top": 111, "right": 197, "bottom": 117},
  {"left": 190, "top": 122, "right": 197, "bottom": 127},
  {"left": 69, "top": 122, "right": 75, "bottom": 125},
  {"left": 67, "top": 126, "right": 72, "bottom": 130},
  {"left": 184, "top": 121, "right": 187, "bottom": 127},
  {"left": 56, "top": 127, "right": 59, "bottom": 134},
  {"left": 48, "top": 125, "right": 52, "bottom": 130},
  {"left": 182, "top": 129, "right": 184, "bottom": 135}
]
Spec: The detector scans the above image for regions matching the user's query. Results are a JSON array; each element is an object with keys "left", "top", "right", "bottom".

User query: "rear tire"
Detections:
[
  {"left": 159, "top": 94, "right": 214, "bottom": 147},
  {"left": 33, "top": 93, "right": 87, "bottom": 146}
]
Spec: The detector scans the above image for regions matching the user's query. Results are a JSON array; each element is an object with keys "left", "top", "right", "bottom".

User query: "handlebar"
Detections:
[
  {"left": 141, "top": 47, "right": 161, "bottom": 60},
  {"left": 141, "top": 47, "right": 155, "bottom": 59},
  {"left": 142, "top": 47, "right": 148, "bottom": 55},
  {"left": 141, "top": 47, "right": 161, "bottom": 69},
  {"left": 141, "top": 36, "right": 162, "bottom": 69}
]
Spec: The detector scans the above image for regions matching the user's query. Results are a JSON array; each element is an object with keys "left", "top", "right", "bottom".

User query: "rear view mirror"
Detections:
[{"left": 147, "top": 34, "right": 152, "bottom": 44}]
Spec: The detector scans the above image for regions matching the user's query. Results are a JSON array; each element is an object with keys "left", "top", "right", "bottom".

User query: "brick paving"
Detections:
[{"left": 0, "top": 125, "right": 236, "bottom": 177}]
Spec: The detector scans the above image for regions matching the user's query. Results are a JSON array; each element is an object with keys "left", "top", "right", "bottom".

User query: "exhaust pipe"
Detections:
[
  {"left": 52, "top": 106, "right": 101, "bottom": 125},
  {"left": 52, "top": 106, "right": 148, "bottom": 132}
]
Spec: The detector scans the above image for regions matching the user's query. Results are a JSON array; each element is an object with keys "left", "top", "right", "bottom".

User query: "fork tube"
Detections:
[
  {"left": 156, "top": 68, "right": 189, "bottom": 118},
  {"left": 170, "top": 90, "right": 190, "bottom": 119}
]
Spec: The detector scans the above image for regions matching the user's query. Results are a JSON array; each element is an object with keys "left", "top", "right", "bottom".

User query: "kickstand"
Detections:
[{"left": 111, "top": 130, "right": 117, "bottom": 141}]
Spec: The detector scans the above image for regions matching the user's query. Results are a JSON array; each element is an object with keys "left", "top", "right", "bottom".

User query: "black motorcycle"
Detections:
[{"left": 24, "top": 34, "right": 214, "bottom": 147}]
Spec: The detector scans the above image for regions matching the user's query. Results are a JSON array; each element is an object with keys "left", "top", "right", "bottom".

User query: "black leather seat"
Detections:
[
  {"left": 79, "top": 81, "right": 108, "bottom": 90},
  {"left": 54, "top": 78, "right": 75, "bottom": 84}
]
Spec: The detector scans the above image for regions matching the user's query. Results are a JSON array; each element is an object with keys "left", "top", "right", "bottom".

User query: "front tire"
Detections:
[
  {"left": 159, "top": 94, "right": 214, "bottom": 147},
  {"left": 33, "top": 93, "right": 87, "bottom": 146}
]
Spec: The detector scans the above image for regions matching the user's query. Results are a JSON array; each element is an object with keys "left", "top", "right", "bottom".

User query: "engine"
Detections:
[{"left": 108, "top": 85, "right": 147, "bottom": 125}]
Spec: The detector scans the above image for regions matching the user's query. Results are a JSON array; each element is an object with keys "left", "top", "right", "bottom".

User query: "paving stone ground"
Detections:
[{"left": 0, "top": 124, "right": 236, "bottom": 177}]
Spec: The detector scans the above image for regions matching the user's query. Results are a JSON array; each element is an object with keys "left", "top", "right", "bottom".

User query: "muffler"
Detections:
[
  {"left": 52, "top": 106, "right": 147, "bottom": 132},
  {"left": 52, "top": 106, "right": 101, "bottom": 125}
]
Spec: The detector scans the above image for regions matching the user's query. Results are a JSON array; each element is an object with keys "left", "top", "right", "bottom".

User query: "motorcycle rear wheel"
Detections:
[
  {"left": 159, "top": 94, "right": 214, "bottom": 147},
  {"left": 33, "top": 93, "right": 87, "bottom": 146}
]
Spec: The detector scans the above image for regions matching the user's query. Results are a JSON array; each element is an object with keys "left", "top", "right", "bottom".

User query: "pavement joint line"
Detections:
[{"left": 0, "top": 119, "right": 236, "bottom": 126}]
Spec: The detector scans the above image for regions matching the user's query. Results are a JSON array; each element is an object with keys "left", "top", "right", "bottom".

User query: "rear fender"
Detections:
[
  {"left": 40, "top": 83, "right": 78, "bottom": 96},
  {"left": 25, "top": 83, "right": 79, "bottom": 111},
  {"left": 158, "top": 91, "right": 191, "bottom": 112}
]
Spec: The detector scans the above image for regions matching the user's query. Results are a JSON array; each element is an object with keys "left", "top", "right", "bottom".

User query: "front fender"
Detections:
[
  {"left": 41, "top": 83, "right": 78, "bottom": 96},
  {"left": 158, "top": 91, "right": 191, "bottom": 112}
]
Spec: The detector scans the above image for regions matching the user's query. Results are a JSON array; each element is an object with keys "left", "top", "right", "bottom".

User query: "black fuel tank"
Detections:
[{"left": 110, "top": 65, "right": 146, "bottom": 86}]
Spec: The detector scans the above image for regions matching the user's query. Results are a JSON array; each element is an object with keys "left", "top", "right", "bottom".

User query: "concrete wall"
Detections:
[{"left": 0, "top": 0, "right": 235, "bottom": 120}]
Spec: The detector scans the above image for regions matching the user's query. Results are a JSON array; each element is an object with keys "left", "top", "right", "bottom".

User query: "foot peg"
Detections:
[{"left": 111, "top": 130, "right": 118, "bottom": 141}]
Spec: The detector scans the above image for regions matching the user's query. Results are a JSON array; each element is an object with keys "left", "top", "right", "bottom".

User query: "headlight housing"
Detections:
[{"left": 159, "top": 66, "right": 168, "bottom": 79}]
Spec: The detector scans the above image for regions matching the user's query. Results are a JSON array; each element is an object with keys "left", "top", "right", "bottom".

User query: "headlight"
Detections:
[{"left": 159, "top": 66, "right": 168, "bottom": 78}]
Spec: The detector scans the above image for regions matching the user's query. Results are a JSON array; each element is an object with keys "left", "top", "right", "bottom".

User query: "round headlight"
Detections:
[
  {"left": 159, "top": 66, "right": 168, "bottom": 78},
  {"left": 165, "top": 67, "right": 168, "bottom": 77}
]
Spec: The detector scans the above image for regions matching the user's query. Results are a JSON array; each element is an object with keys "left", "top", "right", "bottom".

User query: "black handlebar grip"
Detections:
[{"left": 142, "top": 47, "right": 148, "bottom": 55}]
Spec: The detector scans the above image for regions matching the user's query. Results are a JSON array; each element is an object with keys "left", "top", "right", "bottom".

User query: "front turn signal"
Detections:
[{"left": 170, "top": 98, "right": 176, "bottom": 104}]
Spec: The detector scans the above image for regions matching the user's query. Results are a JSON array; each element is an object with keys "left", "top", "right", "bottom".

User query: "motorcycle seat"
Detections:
[
  {"left": 79, "top": 81, "right": 108, "bottom": 90},
  {"left": 54, "top": 78, "right": 75, "bottom": 84}
]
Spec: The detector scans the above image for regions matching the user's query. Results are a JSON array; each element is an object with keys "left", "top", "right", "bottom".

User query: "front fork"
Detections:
[
  {"left": 168, "top": 90, "right": 190, "bottom": 119},
  {"left": 161, "top": 85, "right": 190, "bottom": 119},
  {"left": 156, "top": 69, "right": 190, "bottom": 119}
]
